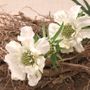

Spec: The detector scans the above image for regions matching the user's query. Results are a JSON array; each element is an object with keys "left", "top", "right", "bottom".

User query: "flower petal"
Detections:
[
  {"left": 21, "top": 39, "right": 34, "bottom": 49},
  {"left": 35, "top": 37, "right": 50, "bottom": 54},
  {"left": 59, "top": 40, "right": 74, "bottom": 53},
  {"left": 25, "top": 64, "right": 39, "bottom": 76},
  {"left": 17, "top": 26, "right": 35, "bottom": 41},
  {"left": 5, "top": 41, "right": 22, "bottom": 54},
  {"left": 54, "top": 11, "right": 67, "bottom": 24},
  {"left": 77, "top": 16, "right": 90, "bottom": 28},
  {"left": 17, "top": 26, "right": 35, "bottom": 48},
  {"left": 4, "top": 54, "right": 25, "bottom": 81},
  {"left": 79, "top": 29, "right": 90, "bottom": 39},
  {"left": 74, "top": 41, "right": 84, "bottom": 53},
  {"left": 59, "top": 40, "right": 71, "bottom": 49},
  {"left": 25, "top": 56, "right": 45, "bottom": 79},
  {"left": 27, "top": 70, "right": 42, "bottom": 86},
  {"left": 61, "top": 48, "right": 74, "bottom": 53},
  {"left": 69, "top": 5, "right": 81, "bottom": 19},
  {"left": 36, "top": 56, "right": 45, "bottom": 72},
  {"left": 48, "top": 23, "right": 60, "bottom": 38}
]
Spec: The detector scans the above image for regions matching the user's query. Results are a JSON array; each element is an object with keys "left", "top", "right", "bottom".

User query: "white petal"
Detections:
[
  {"left": 54, "top": 11, "right": 67, "bottom": 24},
  {"left": 69, "top": 5, "right": 81, "bottom": 19},
  {"left": 25, "top": 64, "right": 39, "bottom": 76},
  {"left": 61, "top": 48, "right": 74, "bottom": 53},
  {"left": 59, "top": 40, "right": 71, "bottom": 49},
  {"left": 25, "top": 57, "right": 45, "bottom": 76},
  {"left": 30, "top": 47, "right": 41, "bottom": 57},
  {"left": 5, "top": 41, "right": 22, "bottom": 54},
  {"left": 17, "top": 26, "right": 35, "bottom": 48},
  {"left": 77, "top": 16, "right": 90, "bottom": 28},
  {"left": 4, "top": 54, "right": 25, "bottom": 81},
  {"left": 17, "top": 26, "right": 35, "bottom": 41},
  {"left": 21, "top": 39, "right": 34, "bottom": 49},
  {"left": 27, "top": 70, "right": 42, "bottom": 86},
  {"left": 74, "top": 42, "right": 84, "bottom": 53},
  {"left": 35, "top": 38, "right": 50, "bottom": 54},
  {"left": 36, "top": 56, "right": 45, "bottom": 72},
  {"left": 59, "top": 40, "right": 74, "bottom": 53},
  {"left": 79, "top": 29, "right": 90, "bottom": 39},
  {"left": 48, "top": 23, "right": 60, "bottom": 38}
]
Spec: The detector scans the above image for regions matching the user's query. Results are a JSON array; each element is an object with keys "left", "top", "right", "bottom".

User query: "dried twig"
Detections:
[
  {"left": 22, "top": 6, "right": 52, "bottom": 20},
  {"left": 59, "top": 62, "right": 90, "bottom": 75}
]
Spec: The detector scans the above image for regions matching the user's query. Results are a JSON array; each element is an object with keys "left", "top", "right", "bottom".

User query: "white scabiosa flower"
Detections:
[
  {"left": 4, "top": 26, "right": 50, "bottom": 86},
  {"left": 48, "top": 5, "right": 90, "bottom": 53}
]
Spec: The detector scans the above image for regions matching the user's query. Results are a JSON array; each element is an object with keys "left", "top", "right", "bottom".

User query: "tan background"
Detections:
[{"left": 0, "top": 0, "right": 90, "bottom": 19}]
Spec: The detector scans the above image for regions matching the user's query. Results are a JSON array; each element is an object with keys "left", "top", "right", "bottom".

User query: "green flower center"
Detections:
[
  {"left": 21, "top": 50, "right": 35, "bottom": 65},
  {"left": 62, "top": 24, "right": 75, "bottom": 38}
]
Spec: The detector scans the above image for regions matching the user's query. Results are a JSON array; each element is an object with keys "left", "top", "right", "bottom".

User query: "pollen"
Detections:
[
  {"left": 21, "top": 50, "right": 35, "bottom": 65},
  {"left": 62, "top": 24, "right": 75, "bottom": 38}
]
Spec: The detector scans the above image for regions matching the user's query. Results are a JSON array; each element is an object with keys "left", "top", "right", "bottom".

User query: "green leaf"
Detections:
[
  {"left": 54, "top": 39, "right": 62, "bottom": 44},
  {"left": 42, "top": 24, "right": 47, "bottom": 37},
  {"left": 56, "top": 54, "right": 63, "bottom": 61},
  {"left": 50, "top": 53, "right": 57, "bottom": 68},
  {"left": 51, "top": 23, "right": 64, "bottom": 42},
  {"left": 34, "top": 34, "right": 40, "bottom": 43},
  {"left": 55, "top": 44, "right": 61, "bottom": 52},
  {"left": 83, "top": 0, "right": 90, "bottom": 10},
  {"left": 72, "top": 0, "right": 90, "bottom": 16},
  {"left": 78, "top": 11, "right": 85, "bottom": 17},
  {"left": 82, "top": 26, "right": 90, "bottom": 29}
]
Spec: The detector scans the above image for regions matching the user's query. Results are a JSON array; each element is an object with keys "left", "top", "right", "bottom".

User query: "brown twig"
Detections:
[
  {"left": 60, "top": 62, "right": 90, "bottom": 75},
  {"left": 21, "top": 6, "right": 52, "bottom": 20},
  {"left": 44, "top": 61, "right": 90, "bottom": 77}
]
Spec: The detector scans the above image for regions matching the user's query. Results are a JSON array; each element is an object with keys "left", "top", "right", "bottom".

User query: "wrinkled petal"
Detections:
[
  {"left": 27, "top": 70, "right": 42, "bottom": 86},
  {"left": 59, "top": 40, "right": 71, "bottom": 49},
  {"left": 77, "top": 16, "right": 90, "bottom": 28},
  {"left": 17, "top": 26, "right": 35, "bottom": 41},
  {"left": 35, "top": 37, "right": 50, "bottom": 54},
  {"left": 61, "top": 48, "right": 74, "bottom": 53},
  {"left": 25, "top": 56, "right": 45, "bottom": 78},
  {"left": 74, "top": 42, "right": 84, "bottom": 53},
  {"left": 4, "top": 54, "right": 25, "bottom": 81},
  {"left": 59, "top": 40, "right": 74, "bottom": 53},
  {"left": 78, "top": 29, "right": 90, "bottom": 39},
  {"left": 48, "top": 23, "right": 60, "bottom": 38},
  {"left": 21, "top": 39, "right": 34, "bottom": 49},
  {"left": 17, "top": 26, "right": 35, "bottom": 48},
  {"left": 25, "top": 64, "right": 39, "bottom": 76},
  {"left": 69, "top": 5, "right": 81, "bottom": 19},
  {"left": 30, "top": 46, "right": 41, "bottom": 57},
  {"left": 54, "top": 11, "right": 67, "bottom": 24},
  {"left": 5, "top": 40, "right": 22, "bottom": 54},
  {"left": 36, "top": 56, "right": 45, "bottom": 72}
]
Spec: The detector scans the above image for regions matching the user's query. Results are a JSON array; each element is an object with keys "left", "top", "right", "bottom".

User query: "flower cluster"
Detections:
[
  {"left": 4, "top": 5, "right": 90, "bottom": 86},
  {"left": 5, "top": 26, "right": 50, "bottom": 86},
  {"left": 49, "top": 5, "right": 90, "bottom": 53}
]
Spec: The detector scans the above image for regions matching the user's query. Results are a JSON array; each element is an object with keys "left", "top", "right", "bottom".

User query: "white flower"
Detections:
[
  {"left": 48, "top": 5, "right": 90, "bottom": 53},
  {"left": 4, "top": 26, "right": 50, "bottom": 86}
]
